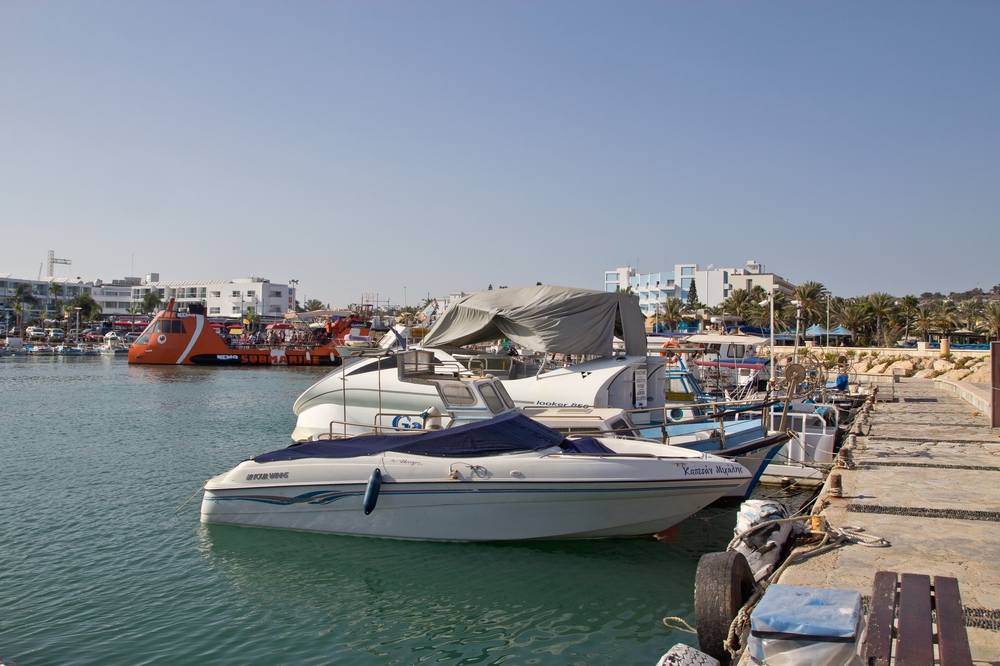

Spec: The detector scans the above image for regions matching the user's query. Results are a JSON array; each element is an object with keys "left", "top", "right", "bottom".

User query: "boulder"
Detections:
[
  {"left": 963, "top": 366, "right": 991, "bottom": 383},
  {"left": 940, "top": 368, "right": 972, "bottom": 381},
  {"left": 913, "top": 369, "right": 936, "bottom": 379},
  {"left": 933, "top": 360, "right": 955, "bottom": 372},
  {"left": 887, "top": 360, "right": 915, "bottom": 376}
]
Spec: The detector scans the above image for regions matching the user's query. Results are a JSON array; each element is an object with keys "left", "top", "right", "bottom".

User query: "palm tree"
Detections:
[
  {"left": 13, "top": 302, "right": 25, "bottom": 334},
  {"left": 723, "top": 288, "right": 753, "bottom": 319},
  {"left": 303, "top": 299, "right": 325, "bottom": 312},
  {"left": 745, "top": 302, "right": 770, "bottom": 329},
  {"left": 835, "top": 299, "right": 870, "bottom": 345},
  {"left": 243, "top": 310, "right": 262, "bottom": 335},
  {"left": 983, "top": 302, "right": 1000, "bottom": 340},
  {"left": 660, "top": 298, "right": 684, "bottom": 332},
  {"left": 13, "top": 283, "right": 37, "bottom": 332},
  {"left": 913, "top": 306, "right": 935, "bottom": 343},
  {"left": 48, "top": 282, "right": 65, "bottom": 316},
  {"left": 126, "top": 305, "right": 143, "bottom": 333},
  {"left": 70, "top": 293, "right": 103, "bottom": 321},
  {"left": 935, "top": 302, "right": 958, "bottom": 341},
  {"left": 791, "top": 282, "right": 827, "bottom": 324},
  {"left": 867, "top": 292, "right": 895, "bottom": 347},
  {"left": 957, "top": 299, "right": 982, "bottom": 333},
  {"left": 791, "top": 281, "right": 827, "bottom": 344},
  {"left": 142, "top": 290, "right": 162, "bottom": 314},
  {"left": 747, "top": 285, "right": 768, "bottom": 305},
  {"left": 898, "top": 295, "right": 919, "bottom": 342},
  {"left": 769, "top": 294, "right": 795, "bottom": 332}
]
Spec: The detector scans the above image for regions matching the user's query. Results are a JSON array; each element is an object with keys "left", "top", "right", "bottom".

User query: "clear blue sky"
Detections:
[{"left": 2, "top": 1, "right": 998, "bottom": 306}]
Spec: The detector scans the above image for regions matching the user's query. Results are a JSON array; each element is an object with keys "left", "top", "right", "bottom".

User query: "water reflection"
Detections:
[{"left": 198, "top": 508, "right": 739, "bottom": 665}]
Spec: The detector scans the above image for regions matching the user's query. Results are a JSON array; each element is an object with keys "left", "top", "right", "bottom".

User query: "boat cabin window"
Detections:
[
  {"left": 611, "top": 419, "right": 632, "bottom": 432},
  {"left": 347, "top": 356, "right": 397, "bottom": 376},
  {"left": 440, "top": 383, "right": 476, "bottom": 407},
  {"left": 135, "top": 333, "right": 151, "bottom": 345},
  {"left": 479, "top": 383, "right": 506, "bottom": 414},
  {"left": 153, "top": 320, "right": 186, "bottom": 334},
  {"left": 726, "top": 344, "right": 746, "bottom": 359},
  {"left": 494, "top": 381, "right": 516, "bottom": 409}
]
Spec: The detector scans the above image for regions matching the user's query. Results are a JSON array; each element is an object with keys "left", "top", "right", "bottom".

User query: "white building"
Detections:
[
  {"left": 0, "top": 274, "right": 97, "bottom": 320},
  {"left": 131, "top": 274, "right": 296, "bottom": 319},
  {"left": 1, "top": 271, "right": 298, "bottom": 326},
  {"left": 603, "top": 261, "right": 794, "bottom": 316}
]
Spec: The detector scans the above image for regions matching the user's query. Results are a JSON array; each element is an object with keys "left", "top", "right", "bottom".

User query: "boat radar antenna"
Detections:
[{"left": 47, "top": 250, "right": 71, "bottom": 277}]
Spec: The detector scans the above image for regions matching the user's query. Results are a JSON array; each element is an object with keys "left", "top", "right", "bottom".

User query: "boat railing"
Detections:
[
  {"left": 318, "top": 414, "right": 665, "bottom": 443},
  {"left": 626, "top": 398, "right": 780, "bottom": 444},
  {"left": 321, "top": 414, "right": 430, "bottom": 440}
]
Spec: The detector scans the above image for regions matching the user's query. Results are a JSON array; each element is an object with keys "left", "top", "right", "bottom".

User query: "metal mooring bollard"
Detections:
[{"left": 827, "top": 472, "right": 843, "bottom": 498}]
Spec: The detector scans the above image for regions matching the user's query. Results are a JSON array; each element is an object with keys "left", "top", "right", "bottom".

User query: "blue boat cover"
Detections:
[
  {"left": 254, "top": 412, "right": 615, "bottom": 462},
  {"left": 750, "top": 584, "right": 861, "bottom": 640}
]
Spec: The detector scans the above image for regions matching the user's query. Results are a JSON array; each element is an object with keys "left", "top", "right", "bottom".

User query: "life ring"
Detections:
[
  {"left": 156, "top": 334, "right": 167, "bottom": 345},
  {"left": 694, "top": 551, "right": 757, "bottom": 663},
  {"left": 659, "top": 340, "right": 680, "bottom": 357}
]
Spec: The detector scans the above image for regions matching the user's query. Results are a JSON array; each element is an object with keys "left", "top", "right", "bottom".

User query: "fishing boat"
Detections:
[
  {"left": 99, "top": 339, "right": 130, "bottom": 356},
  {"left": 27, "top": 345, "right": 55, "bottom": 356},
  {"left": 127, "top": 299, "right": 348, "bottom": 366},
  {"left": 758, "top": 401, "right": 842, "bottom": 486},
  {"left": 201, "top": 362, "right": 751, "bottom": 540},
  {"left": 54, "top": 344, "right": 83, "bottom": 356}
]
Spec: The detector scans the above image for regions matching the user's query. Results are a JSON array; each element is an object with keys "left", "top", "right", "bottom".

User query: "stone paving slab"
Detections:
[{"left": 777, "top": 379, "right": 1000, "bottom": 663}]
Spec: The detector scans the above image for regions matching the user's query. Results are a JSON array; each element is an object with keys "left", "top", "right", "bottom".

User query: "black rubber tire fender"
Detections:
[{"left": 693, "top": 551, "right": 756, "bottom": 665}]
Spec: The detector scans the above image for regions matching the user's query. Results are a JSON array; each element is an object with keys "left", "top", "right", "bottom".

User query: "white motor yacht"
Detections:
[{"left": 291, "top": 286, "right": 666, "bottom": 441}]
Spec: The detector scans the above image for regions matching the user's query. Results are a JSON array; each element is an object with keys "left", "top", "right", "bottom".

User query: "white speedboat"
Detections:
[
  {"left": 201, "top": 411, "right": 749, "bottom": 541},
  {"left": 202, "top": 354, "right": 750, "bottom": 540}
]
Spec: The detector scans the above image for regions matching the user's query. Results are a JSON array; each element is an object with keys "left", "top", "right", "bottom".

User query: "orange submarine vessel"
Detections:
[{"left": 127, "top": 299, "right": 351, "bottom": 366}]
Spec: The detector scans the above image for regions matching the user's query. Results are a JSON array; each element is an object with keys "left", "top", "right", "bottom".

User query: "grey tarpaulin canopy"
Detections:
[{"left": 420, "top": 285, "right": 648, "bottom": 357}]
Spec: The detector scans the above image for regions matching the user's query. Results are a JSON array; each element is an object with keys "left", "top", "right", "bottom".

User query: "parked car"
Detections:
[
  {"left": 46, "top": 328, "right": 65, "bottom": 341},
  {"left": 25, "top": 326, "right": 46, "bottom": 339}
]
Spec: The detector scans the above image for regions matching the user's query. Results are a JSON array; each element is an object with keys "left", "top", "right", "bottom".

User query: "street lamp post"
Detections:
[
  {"left": 791, "top": 300, "right": 803, "bottom": 363},
  {"left": 826, "top": 294, "right": 831, "bottom": 350}
]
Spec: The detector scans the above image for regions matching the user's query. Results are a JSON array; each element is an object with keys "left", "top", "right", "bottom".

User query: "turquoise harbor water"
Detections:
[{"left": 0, "top": 358, "right": 795, "bottom": 665}]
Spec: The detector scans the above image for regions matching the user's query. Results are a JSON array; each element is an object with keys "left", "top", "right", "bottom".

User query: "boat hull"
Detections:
[
  {"left": 201, "top": 478, "right": 737, "bottom": 541},
  {"left": 126, "top": 303, "right": 342, "bottom": 366}
]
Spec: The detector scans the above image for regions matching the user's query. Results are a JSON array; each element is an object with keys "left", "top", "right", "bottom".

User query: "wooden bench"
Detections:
[{"left": 863, "top": 571, "right": 973, "bottom": 666}]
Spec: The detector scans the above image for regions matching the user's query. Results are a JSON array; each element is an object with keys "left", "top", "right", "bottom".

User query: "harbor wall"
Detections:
[{"left": 934, "top": 378, "right": 992, "bottom": 419}]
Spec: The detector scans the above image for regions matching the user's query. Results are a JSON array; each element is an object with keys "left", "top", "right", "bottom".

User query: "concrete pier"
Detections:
[{"left": 776, "top": 379, "right": 1000, "bottom": 661}]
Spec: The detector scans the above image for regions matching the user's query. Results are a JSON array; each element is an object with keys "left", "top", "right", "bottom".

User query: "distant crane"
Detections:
[{"left": 47, "top": 250, "right": 71, "bottom": 277}]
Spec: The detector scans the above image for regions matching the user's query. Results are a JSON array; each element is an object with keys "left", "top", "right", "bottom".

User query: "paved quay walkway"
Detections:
[{"left": 776, "top": 378, "right": 1000, "bottom": 663}]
